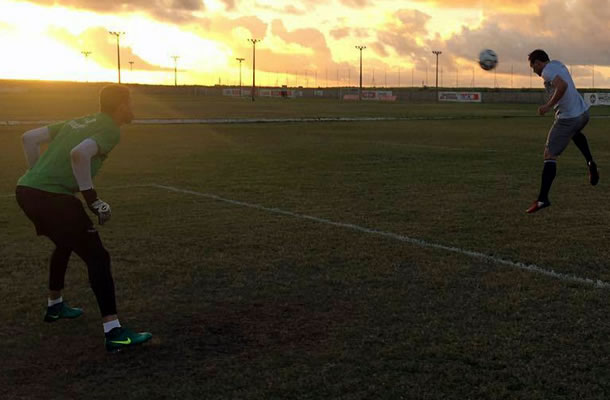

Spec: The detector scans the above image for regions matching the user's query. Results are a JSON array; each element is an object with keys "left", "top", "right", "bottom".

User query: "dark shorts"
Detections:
[
  {"left": 15, "top": 186, "right": 94, "bottom": 244},
  {"left": 546, "top": 111, "right": 590, "bottom": 156}
]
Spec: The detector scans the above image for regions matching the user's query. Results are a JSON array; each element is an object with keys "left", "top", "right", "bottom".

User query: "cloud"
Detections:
[
  {"left": 252, "top": 2, "right": 307, "bottom": 16},
  {"left": 271, "top": 20, "right": 330, "bottom": 54},
  {"left": 442, "top": 0, "right": 610, "bottom": 66},
  {"left": 409, "top": 0, "right": 542, "bottom": 11},
  {"left": 338, "top": 0, "right": 372, "bottom": 7},
  {"left": 329, "top": 27, "right": 350, "bottom": 40},
  {"left": 219, "top": 0, "right": 236, "bottom": 10},
  {"left": 47, "top": 26, "right": 170, "bottom": 72},
  {"left": 373, "top": 9, "right": 431, "bottom": 60},
  {"left": 19, "top": 0, "right": 204, "bottom": 23}
]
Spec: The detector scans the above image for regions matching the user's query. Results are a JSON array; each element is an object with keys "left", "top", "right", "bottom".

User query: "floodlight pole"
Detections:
[
  {"left": 432, "top": 51, "right": 442, "bottom": 101},
  {"left": 81, "top": 51, "right": 92, "bottom": 82},
  {"left": 432, "top": 50, "right": 442, "bottom": 87},
  {"left": 248, "top": 38, "right": 260, "bottom": 101},
  {"left": 171, "top": 56, "right": 180, "bottom": 86},
  {"left": 236, "top": 57, "right": 245, "bottom": 97},
  {"left": 355, "top": 45, "right": 366, "bottom": 100},
  {"left": 109, "top": 31, "right": 125, "bottom": 84}
]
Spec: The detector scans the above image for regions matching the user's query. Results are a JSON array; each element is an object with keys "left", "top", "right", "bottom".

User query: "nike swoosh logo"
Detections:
[
  {"left": 110, "top": 338, "right": 132, "bottom": 345},
  {"left": 47, "top": 315, "right": 59, "bottom": 319}
]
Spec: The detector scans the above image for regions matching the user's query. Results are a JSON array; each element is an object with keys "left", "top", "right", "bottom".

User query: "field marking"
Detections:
[
  {"left": 0, "top": 115, "right": 532, "bottom": 126},
  {"left": 150, "top": 183, "right": 610, "bottom": 289},
  {"left": 2, "top": 115, "right": 609, "bottom": 126},
  {"left": 4, "top": 183, "right": 608, "bottom": 288}
]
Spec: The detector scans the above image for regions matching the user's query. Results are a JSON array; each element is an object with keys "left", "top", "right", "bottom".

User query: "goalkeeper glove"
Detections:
[{"left": 81, "top": 189, "right": 112, "bottom": 225}]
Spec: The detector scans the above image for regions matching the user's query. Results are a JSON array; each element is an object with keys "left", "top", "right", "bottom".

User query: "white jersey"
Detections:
[{"left": 542, "top": 60, "right": 589, "bottom": 119}]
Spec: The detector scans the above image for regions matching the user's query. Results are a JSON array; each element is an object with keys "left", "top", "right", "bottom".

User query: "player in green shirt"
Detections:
[{"left": 16, "top": 84, "right": 152, "bottom": 352}]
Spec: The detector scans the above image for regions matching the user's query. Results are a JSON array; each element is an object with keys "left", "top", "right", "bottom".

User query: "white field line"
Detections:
[
  {"left": 150, "top": 183, "right": 610, "bottom": 289},
  {"left": 0, "top": 115, "right": 529, "bottom": 126},
  {"left": 1, "top": 115, "right": 609, "bottom": 126}
]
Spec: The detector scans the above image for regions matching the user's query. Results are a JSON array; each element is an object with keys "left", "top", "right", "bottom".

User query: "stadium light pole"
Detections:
[
  {"left": 355, "top": 45, "right": 366, "bottom": 100},
  {"left": 236, "top": 57, "right": 245, "bottom": 96},
  {"left": 248, "top": 38, "right": 261, "bottom": 101},
  {"left": 171, "top": 56, "right": 180, "bottom": 86},
  {"left": 128, "top": 61, "right": 134, "bottom": 84},
  {"left": 81, "top": 51, "right": 92, "bottom": 82},
  {"left": 109, "top": 31, "right": 125, "bottom": 84},
  {"left": 432, "top": 50, "right": 442, "bottom": 89}
]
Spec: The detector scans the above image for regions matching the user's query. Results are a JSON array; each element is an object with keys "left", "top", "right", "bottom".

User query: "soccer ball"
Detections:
[{"left": 478, "top": 49, "right": 498, "bottom": 71}]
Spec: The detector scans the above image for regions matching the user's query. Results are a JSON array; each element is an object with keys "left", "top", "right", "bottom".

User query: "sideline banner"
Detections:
[
  {"left": 439, "top": 92, "right": 482, "bottom": 103},
  {"left": 584, "top": 93, "right": 610, "bottom": 106},
  {"left": 361, "top": 90, "right": 393, "bottom": 100},
  {"left": 223, "top": 88, "right": 301, "bottom": 98},
  {"left": 223, "top": 88, "right": 250, "bottom": 96}
]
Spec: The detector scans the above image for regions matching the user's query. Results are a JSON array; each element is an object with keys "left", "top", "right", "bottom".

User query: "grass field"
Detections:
[{"left": 2, "top": 88, "right": 610, "bottom": 399}]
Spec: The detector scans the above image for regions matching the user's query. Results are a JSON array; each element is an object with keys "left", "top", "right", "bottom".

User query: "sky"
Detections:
[{"left": 0, "top": 0, "right": 608, "bottom": 88}]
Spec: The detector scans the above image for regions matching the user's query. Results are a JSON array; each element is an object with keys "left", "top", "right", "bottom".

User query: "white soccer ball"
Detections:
[{"left": 478, "top": 49, "right": 498, "bottom": 71}]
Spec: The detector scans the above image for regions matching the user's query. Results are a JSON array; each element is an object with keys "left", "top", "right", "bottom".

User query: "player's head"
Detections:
[
  {"left": 99, "top": 84, "right": 134, "bottom": 126},
  {"left": 528, "top": 49, "right": 550, "bottom": 77}
]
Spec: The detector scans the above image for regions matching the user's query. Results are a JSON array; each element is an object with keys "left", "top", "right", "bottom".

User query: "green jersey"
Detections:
[{"left": 18, "top": 112, "right": 120, "bottom": 195}]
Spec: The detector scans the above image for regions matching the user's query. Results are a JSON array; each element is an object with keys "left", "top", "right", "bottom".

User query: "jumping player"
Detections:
[
  {"left": 15, "top": 84, "right": 152, "bottom": 352},
  {"left": 526, "top": 49, "right": 599, "bottom": 213}
]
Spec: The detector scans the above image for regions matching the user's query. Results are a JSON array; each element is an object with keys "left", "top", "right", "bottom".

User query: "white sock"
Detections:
[
  {"left": 103, "top": 319, "right": 121, "bottom": 334},
  {"left": 48, "top": 297, "right": 63, "bottom": 307}
]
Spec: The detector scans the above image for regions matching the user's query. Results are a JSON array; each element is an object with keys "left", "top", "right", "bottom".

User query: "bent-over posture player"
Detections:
[{"left": 16, "top": 84, "right": 152, "bottom": 352}]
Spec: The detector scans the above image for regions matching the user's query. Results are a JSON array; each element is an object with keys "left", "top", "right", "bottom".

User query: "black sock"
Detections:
[
  {"left": 538, "top": 160, "right": 556, "bottom": 202},
  {"left": 572, "top": 132, "right": 593, "bottom": 163}
]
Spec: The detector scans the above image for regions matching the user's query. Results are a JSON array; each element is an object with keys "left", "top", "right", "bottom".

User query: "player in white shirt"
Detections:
[{"left": 526, "top": 49, "right": 599, "bottom": 213}]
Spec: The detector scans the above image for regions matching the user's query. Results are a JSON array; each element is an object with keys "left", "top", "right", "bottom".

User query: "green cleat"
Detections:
[
  {"left": 105, "top": 327, "right": 153, "bottom": 353},
  {"left": 44, "top": 302, "right": 83, "bottom": 322}
]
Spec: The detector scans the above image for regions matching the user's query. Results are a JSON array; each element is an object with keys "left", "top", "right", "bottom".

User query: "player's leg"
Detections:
[
  {"left": 570, "top": 112, "right": 598, "bottom": 185},
  {"left": 526, "top": 120, "right": 570, "bottom": 213},
  {"left": 527, "top": 148, "right": 556, "bottom": 213},
  {"left": 70, "top": 225, "right": 152, "bottom": 352},
  {"left": 44, "top": 245, "right": 83, "bottom": 322},
  {"left": 15, "top": 186, "right": 83, "bottom": 321},
  {"left": 527, "top": 116, "right": 587, "bottom": 213}
]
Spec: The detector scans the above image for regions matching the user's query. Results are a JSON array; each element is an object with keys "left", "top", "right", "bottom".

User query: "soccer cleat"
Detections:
[
  {"left": 105, "top": 327, "right": 152, "bottom": 353},
  {"left": 588, "top": 161, "right": 599, "bottom": 186},
  {"left": 526, "top": 200, "right": 551, "bottom": 214},
  {"left": 44, "top": 302, "right": 83, "bottom": 322}
]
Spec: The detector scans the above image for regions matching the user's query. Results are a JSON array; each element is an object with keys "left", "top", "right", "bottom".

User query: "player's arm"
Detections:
[
  {"left": 21, "top": 127, "right": 51, "bottom": 168},
  {"left": 70, "top": 138, "right": 112, "bottom": 225},
  {"left": 539, "top": 75, "right": 568, "bottom": 115}
]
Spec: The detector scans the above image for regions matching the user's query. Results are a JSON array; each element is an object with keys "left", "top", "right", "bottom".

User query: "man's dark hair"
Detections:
[
  {"left": 100, "top": 84, "right": 130, "bottom": 113},
  {"left": 528, "top": 49, "right": 550, "bottom": 64}
]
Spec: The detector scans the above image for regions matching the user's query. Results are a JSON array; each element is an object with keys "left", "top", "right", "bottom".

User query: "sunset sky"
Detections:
[{"left": 0, "top": 0, "right": 608, "bottom": 88}]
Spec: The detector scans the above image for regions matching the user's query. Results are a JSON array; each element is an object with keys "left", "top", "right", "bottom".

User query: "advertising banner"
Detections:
[
  {"left": 583, "top": 93, "right": 610, "bottom": 106},
  {"left": 438, "top": 92, "right": 482, "bottom": 103},
  {"left": 223, "top": 88, "right": 301, "bottom": 98},
  {"left": 222, "top": 88, "right": 250, "bottom": 96}
]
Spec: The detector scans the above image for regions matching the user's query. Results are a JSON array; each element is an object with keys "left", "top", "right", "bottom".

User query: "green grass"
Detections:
[{"left": 2, "top": 87, "right": 610, "bottom": 399}]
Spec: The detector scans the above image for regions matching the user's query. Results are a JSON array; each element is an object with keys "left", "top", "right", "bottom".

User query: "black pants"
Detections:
[{"left": 16, "top": 186, "right": 117, "bottom": 317}]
